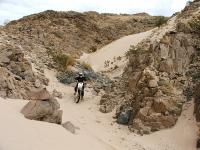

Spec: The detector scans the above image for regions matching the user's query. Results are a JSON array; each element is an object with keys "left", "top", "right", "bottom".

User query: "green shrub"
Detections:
[
  {"left": 156, "top": 16, "right": 168, "bottom": 27},
  {"left": 53, "top": 54, "right": 75, "bottom": 70}
]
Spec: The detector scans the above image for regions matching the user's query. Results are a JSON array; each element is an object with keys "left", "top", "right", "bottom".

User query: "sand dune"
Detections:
[{"left": 80, "top": 30, "right": 153, "bottom": 73}]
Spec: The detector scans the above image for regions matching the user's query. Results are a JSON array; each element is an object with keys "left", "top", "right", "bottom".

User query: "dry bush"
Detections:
[
  {"left": 81, "top": 61, "right": 92, "bottom": 70},
  {"left": 53, "top": 54, "right": 75, "bottom": 70}
]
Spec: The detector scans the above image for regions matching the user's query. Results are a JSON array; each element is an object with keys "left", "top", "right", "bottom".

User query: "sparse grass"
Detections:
[
  {"left": 53, "top": 53, "right": 75, "bottom": 70},
  {"left": 81, "top": 61, "right": 92, "bottom": 70},
  {"left": 155, "top": 16, "right": 168, "bottom": 27}
]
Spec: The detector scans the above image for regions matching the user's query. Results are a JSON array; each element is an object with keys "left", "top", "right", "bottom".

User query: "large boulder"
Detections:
[{"left": 21, "top": 97, "right": 62, "bottom": 124}]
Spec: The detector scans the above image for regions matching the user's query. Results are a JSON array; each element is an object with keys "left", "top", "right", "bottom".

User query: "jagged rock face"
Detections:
[
  {"left": 0, "top": 37, "right": 49, "bottom": 99},
  {"left": 154, "top": 34, "right": 195, "bottom": 74},
  {"left": 124, "top": 1, "right": 200, "bottom": 133},
  {"left": 3, "top": 10, "right": 159, "bottom": 60},
  {"left": 125, "top": 39, "right": 193, "bottom": 132},
  {"left": 121, "top": 66, "right": 186, "bottom": 133}
]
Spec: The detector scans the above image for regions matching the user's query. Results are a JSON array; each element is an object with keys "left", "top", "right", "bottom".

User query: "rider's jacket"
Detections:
[{"left": 75, "top": 76, "right": 86, "bottom": 82}]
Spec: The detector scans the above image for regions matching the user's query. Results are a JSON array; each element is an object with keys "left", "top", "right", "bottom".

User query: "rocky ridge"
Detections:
[{"left": 2, "top": 11, "right": 162, "bottom": 69}]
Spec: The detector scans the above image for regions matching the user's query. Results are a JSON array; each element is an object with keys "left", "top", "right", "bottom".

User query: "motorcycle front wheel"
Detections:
[{"left": 75, "top": 90, "right": 81, "bottom": 103}]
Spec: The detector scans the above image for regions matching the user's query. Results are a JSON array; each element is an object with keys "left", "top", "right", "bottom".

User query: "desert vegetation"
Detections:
[
  {"left": 53, "top": 53, "right": 75, "bottom": 70},
  {"left": 81, "top": 61, "right": 92, "bottom": 70}
]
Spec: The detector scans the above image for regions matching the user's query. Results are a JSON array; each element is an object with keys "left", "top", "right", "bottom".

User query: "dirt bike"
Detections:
[{"left": 75, "top": 82, "right": 84, "bottom": 103}]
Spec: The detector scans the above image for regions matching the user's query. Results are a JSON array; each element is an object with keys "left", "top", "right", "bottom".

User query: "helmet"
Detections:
[{"left": 78, "top": 72, "right": 83, "bottom": 77}]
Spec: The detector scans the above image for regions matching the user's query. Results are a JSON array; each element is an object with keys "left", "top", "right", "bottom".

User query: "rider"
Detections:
[{"left": 74, "top": 72, "right": 86, "bottom": 96}]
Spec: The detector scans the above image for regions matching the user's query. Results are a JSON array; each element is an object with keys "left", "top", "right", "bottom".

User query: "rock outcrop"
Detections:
[
  {"left": 0, "top": 31, "right": 62, "bottom": 123},
  {"left": 0, "top": 32, "right": 49, "bottom": 99}
]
